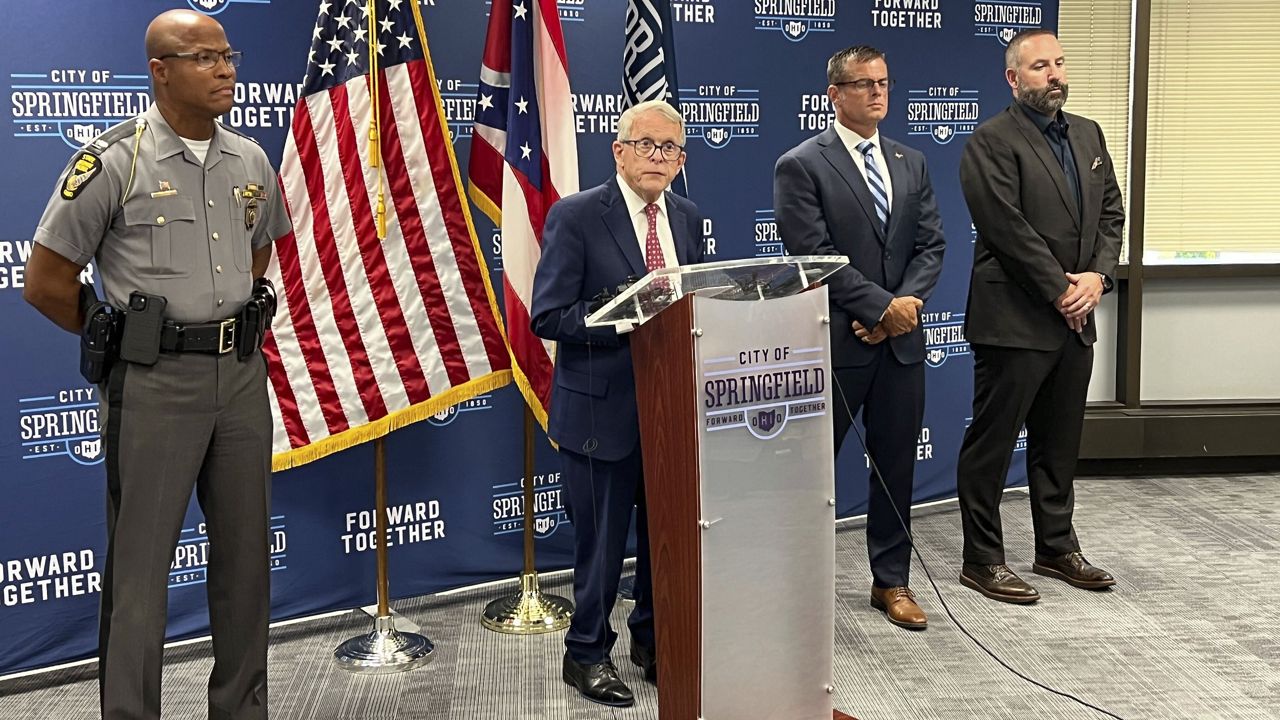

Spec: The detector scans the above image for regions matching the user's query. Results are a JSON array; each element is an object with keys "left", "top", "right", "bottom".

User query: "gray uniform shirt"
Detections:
[{"left": 33, "top": 103, "right": 290, "bottom": 324}]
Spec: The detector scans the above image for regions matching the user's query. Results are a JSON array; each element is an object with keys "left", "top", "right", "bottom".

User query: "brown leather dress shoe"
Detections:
[
  {"left": 870, "top": 586, "right": 928, "bottom": 629},
  {"left": 1032, "top": 552, "right": 1116, "bottom": 590},
  {"left": 960, "top": 563, "right": 1040, "bottom": 604}
]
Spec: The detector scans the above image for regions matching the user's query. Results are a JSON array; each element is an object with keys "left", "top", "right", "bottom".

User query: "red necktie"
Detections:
[{"left": 643, "top": 203, "right": 665, "bottom": 271}]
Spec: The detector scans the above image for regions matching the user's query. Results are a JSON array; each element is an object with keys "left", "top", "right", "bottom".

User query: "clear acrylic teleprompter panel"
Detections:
[
  {"left": 584, "top": 256, "right": 847, "bottom": 327},
  {"left": 693, "top": 290, "right": 836, "bottom": 720}
]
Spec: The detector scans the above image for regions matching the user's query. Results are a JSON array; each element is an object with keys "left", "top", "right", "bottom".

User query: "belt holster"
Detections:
[{"left": 78, "top": 282, "right": 119, "bottom": 384}]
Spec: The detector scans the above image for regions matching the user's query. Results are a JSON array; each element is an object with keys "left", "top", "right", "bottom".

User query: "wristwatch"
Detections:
[{"left": 1095, "top": 272, "right": 1114, "bottom": 294}]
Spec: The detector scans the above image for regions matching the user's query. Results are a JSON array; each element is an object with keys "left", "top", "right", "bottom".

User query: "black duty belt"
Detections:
[{"left": 159, "top": 317, "right": 239, "bottom": 354}]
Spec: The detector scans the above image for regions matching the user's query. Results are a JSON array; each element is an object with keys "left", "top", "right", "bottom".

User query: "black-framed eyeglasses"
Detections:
[
  {"left": 833, "top": 78, "right": 894, "bottom": 93},
  {"left": 155, "top": 50, "right": 243, "bottom": 70},
  {"left": 620, "top": 138, "right": 685, "bottom": 161}
]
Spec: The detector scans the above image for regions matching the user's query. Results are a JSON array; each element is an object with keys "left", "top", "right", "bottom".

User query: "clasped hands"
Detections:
[
  {"left": 853, "top": 296, "right": 922, "bottom": 345},
  {"left": 1056, "top": 272, "right": 1104, "bottom": 334}
]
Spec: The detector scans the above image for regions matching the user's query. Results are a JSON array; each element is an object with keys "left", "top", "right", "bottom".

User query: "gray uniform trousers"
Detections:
[{"left": 100, "top": 349, "right": 272, "bottom": 720}]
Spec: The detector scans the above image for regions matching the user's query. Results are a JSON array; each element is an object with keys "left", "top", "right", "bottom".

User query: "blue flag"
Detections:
[{"left": 622, "top": 0, "right": 687, "bottom": 196}]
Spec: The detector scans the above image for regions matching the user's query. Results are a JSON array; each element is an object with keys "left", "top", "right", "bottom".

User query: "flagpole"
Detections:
[
  {"left": 479, "top": 405, "right": 573, "bottom": 633},
  {"left": 333, "top": 0, "right": 433, "bottom": 672}
]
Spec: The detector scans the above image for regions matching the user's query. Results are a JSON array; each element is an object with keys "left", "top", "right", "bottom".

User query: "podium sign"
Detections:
[
  {"left": 590, "top": 257, "right": 849, "bottom": 719},
  {"left": 695, "top": 290, "right": 836, "bottom": 719}
]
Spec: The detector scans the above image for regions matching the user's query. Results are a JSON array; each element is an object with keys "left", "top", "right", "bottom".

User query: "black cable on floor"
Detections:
[{"left": 833, "top": 372, "right": 1128, "bottom": 720}]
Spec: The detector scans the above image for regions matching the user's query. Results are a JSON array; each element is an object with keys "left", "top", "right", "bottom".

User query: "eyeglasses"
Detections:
[
  {"left": 833, "top": 78, "right": 894, "bottom": 93},
  {"left": 620, "top": 138, "right": 685, "bottom": 161},
  {"left": 155, "top": 50, "right": 243, "bottom": 70}
]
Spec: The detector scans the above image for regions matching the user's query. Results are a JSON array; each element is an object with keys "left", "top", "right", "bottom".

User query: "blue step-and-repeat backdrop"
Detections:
[{"left": 0, "top": 0, "right": 1053, "bottom": 675}]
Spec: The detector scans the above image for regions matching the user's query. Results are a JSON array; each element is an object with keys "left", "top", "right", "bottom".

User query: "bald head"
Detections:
[
  {"left": 145, "top": 9, "right": 236, "bottom": 139},
  {"left": 145, "top": 9, "right": 224, "bottom": 60}
]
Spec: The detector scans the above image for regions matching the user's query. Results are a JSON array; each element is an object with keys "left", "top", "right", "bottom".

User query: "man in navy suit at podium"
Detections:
[
  {"left": 531, "top": 99, "right": 705, "bottom": 707},
  {"left": 774, "top": 45, "right": 946, "bottom": 630}
]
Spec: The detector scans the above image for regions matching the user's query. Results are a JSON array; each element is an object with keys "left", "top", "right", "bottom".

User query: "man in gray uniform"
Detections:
[{"left": 23, "top": 10, "right": 290, "bottom": 720}]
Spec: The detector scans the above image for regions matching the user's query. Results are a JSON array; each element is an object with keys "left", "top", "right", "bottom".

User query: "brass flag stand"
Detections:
[
  {"left": 480, "top": 406, "right": 573, "bottom": 633},
  {"left": 334, "top": 438, "right": 435, "bottom": 672},
  {"left": 333, "top": 0, "right": 433, "bottom": 673}
]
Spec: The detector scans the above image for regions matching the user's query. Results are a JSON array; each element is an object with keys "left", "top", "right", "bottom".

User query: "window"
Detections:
[
  {"left": 1145, "top": 1, "right": 1280, "bottom": 264},
  {"left": 1058, "top": 0, "right": 1134, "bottom": 262}
]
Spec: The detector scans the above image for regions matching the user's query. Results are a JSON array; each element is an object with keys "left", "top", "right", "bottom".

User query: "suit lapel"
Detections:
[
  {"left": 819, "top": 129, "right": 886, "bottom": 244},
  {"left": 882, "top": 138, "right": 909, "bottom": 241},
  {"left": 1010, "top": 106, "right": 1080, "bottom": 231},
  {"left": 602, "top": 178, "right": 647, "bottom": 277},
  {"left": 1069, "top": 114, "right": 1100, "bottom": 267},
  {"left": 666, "top": 198, "right": 696, "bottom": 265}
]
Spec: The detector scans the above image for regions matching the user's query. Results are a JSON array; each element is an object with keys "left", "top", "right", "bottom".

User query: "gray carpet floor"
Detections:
[{"left": 2, "top": 474, "right": 1278, "bottom": 719}]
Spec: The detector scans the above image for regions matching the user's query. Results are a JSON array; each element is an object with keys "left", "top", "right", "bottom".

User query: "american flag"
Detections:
[
  {"left": 265, "top": 0, "right": 512, "bottom": 469},
  {"left": 468, "top": 0, "right": 579, "bottom": 429}
]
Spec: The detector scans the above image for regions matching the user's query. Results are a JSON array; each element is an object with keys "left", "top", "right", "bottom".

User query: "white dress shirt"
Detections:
[
  {"left": 832, "top": 122, "right": 894, "bottom": 212},
  {"left": 616, "top": 174, "right": 678, "bottom": 269}
]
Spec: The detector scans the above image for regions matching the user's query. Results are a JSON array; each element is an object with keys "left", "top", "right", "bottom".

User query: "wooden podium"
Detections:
[{"left": 588, "top": 257, "right": 855, "bottom": 720}]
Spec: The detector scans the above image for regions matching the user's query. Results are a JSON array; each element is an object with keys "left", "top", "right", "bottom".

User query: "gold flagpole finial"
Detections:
[{"left": 367, "top": 0, "right": 387, "bottom": 240}]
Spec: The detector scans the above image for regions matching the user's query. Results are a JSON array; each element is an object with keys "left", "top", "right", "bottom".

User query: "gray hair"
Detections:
[
  {"left": 1005, "top": 28, "right": 1058, "bottom": 70},
  {"left": 617, "top": 99, "right": 686, "bottom": 145},
  {"left": 827, "top": 45, "right": 887, "bottom": 85}
]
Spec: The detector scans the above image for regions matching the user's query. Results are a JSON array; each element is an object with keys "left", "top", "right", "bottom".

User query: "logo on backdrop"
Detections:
[
  {"left": 906, "top": 87, "right": 980, "bottom": 145},
  {"left": 439, "top": 77, "right": 478, "bottom": 145},
  {"left": 170, "top": 516, "right": 288, "bottom": 589},
  {"left": 2, "top": 548, "right": 101, "bottom": 608},
  {"left": 427, "top": 394, "right": 495, "bottom": 427},
  {"left": 221, "top": 82, "right": 299, "bottom": 132},
  {"left": 864, "top": 426, "right": 934, "bottom": 467},
  {"left": 797, "top": 92, "right": 835, "bottom": 133},
  {"left": 19, "top": 388, "right": 102, "bottom": 466},
  {"left": 973, "top": 1, "right": 1044, "bottom": 46},
  {"left": 923, "top": 310, "right": 969, "bottom": 368},
  {"left": 754, "top": 209, "right": 785, "bottom": 258},
  {"left": 341, "top": 500, "right": 446, "bottom": 554},
  {"left": 869, "top": 0, "right": 943, "bottom": 30},
  {"left": 3, "top": 240, "right": 93, "bottom": 292},
  {"left": 572, "top": 91, "right": 624, "bottom": 136},
  {"left": 754, "top": 0, "right": 836, "bottom": 42},
  {"left": 703, "top": 345, "right": 826, "bottom": 440},
  {"left": 679, "top": 85, "right": 760, "bottom": 149},
  {"left": 491, "top": 471, "right": 568, "bottom": 538},
  {"left": 187, "top": 0, "right": 273, "bottom": 15},
  {"left": 558, "top": 0, "right": 588, "bottom": 22},
  {"left": 673, "top": 0, "right": 717, "bottom": 24},
  {"left": 10, "top": 68, "right": 150, "bottom": 149},
  {"left": 700, "top": 216, "right": 719, "bottom": 257}
]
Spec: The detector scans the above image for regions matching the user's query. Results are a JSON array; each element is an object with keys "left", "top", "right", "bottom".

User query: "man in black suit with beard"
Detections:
[{"left": 956, "top": 29, "right": 1124, "bottom": 603}]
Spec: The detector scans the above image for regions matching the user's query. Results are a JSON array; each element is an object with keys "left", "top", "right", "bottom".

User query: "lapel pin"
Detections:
[
  {"left": 1091, "top": 157, "right": 1102, "bottom": 170},
  {"left": 894, "top": 152, "right": 903, "bottom": 159}
]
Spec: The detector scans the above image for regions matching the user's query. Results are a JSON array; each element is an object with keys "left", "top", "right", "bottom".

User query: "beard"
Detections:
[{"left": 1016, "top": 79, "right": 1069, "bottom": 115}]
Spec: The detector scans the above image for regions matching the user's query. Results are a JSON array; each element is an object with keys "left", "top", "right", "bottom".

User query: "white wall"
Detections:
[
  {"left": 1087, "top": 292, "right": 1118, "bottom": 402},
  {"left": 1140, "top": 278, "right": 1280, "bottom": 401}
]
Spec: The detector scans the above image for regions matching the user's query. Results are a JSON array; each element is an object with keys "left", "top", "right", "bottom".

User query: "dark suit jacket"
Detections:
[
  {"left": 959, "top": 103, "right": 1125, "bottom": 350},
  {"left": 774, "top": 128, "right": 946, "bottom": 368},
  {"left": 530, "top": 176, "right": 704, "bottom": 462}
]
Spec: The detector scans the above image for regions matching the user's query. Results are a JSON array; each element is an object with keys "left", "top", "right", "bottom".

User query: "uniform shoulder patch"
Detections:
[{"left": 61, "top": 151, "right": 102, "bottom": 200}]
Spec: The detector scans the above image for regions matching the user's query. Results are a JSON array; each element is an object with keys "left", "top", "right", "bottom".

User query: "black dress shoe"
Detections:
[
  {"left": 562, "top": 653, "right": 634, "bottom": 707},
  {"left": 960, "top": 563, "right": 1041, "bottom": 604},
  {"left": 630, "top": 642, "right": 657, "bottom": 684},
  {"left": 1033, "top": 552, "right": 1116, "bottom": 590}
]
